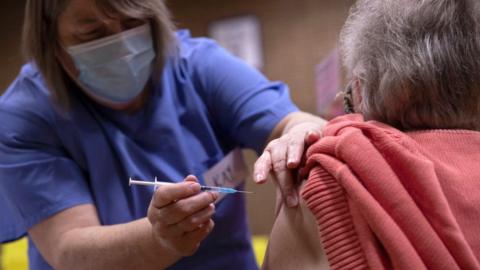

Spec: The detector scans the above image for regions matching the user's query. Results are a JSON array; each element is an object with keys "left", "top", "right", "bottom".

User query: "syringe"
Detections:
[{"left": 129, "top": 178, "right": 254, "bottom": 194}]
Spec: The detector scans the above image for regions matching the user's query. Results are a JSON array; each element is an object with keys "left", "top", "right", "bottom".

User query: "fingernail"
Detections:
[
  {"left": 255, "top": 173, "right": 263, "bottom": 182},
  {"left": 287, "top": 159, "right": 297, "bottom": 167},
  {"left": 189, "top": 182, "right": 200, "bottom": 192},
  {"left": 286, "top": 195, "right": 298, "bottom": 207}
]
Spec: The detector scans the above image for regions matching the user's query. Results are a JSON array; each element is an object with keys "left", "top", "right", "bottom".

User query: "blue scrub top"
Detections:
[{"left": 0, "top": 30, "right": 298, "bottom": 270}]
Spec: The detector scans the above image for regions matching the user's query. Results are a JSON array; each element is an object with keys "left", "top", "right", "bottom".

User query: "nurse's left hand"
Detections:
[{"left": 253, "top": 112, "right": 326, "bottom": 208}]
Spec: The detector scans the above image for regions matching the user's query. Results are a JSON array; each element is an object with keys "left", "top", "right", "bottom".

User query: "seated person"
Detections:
[{"left": 262, "top": 0, "right": 480, "bottom": 269}]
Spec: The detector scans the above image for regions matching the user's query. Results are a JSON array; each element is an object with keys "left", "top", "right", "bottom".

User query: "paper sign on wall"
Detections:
[{"left": 209, "top": 15, "right": 264, "bottom": 69}]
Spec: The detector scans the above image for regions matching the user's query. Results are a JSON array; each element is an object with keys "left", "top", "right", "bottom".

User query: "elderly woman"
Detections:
[
  {"left": 0, "top": 0, "right": 326, "bottom": 269},
  {"left": 263, "top": 0, "right": 480, "bottom": 269}
]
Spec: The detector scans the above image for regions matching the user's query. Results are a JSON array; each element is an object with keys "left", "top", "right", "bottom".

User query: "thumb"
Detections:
[{"left": 184, "top": 175, "right": 199, "bottom": 183}]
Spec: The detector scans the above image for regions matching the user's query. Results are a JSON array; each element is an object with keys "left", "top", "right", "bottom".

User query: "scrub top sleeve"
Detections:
[
  {"left": 191, "top": 40, "right": 299, "bottom": 154},
  {"left": 0, "top": 109, "right": 93, "bottom": 243}
]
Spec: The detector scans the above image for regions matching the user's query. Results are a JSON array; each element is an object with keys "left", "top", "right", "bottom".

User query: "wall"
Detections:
[
  {"left": 0, "top": 1, "right": 25, "bottom": 93},
  {"left": 0, "top": 0, "right": 353, "bottom": 235},
  {"left": 168, "top": 0, "right": 353, "bottom": 234}
]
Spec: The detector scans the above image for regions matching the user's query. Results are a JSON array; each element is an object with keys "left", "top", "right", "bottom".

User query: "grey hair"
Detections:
[{"left": 340, "top": 0, "right": 480, "bottom": 131}]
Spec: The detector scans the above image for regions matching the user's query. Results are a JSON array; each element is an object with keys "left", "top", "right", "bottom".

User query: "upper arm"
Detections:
[
  {"left": 0, "top": 74, "right": 98, "bottom": 268},
  {"left": 0, "top": 104, "right": 93, "bottom": 243},
  {"left": 263, "top": 183, "right": 330, "bottom": 270},
  {"left": 187, "top": 38, "right": 299, "bottom": 153}
]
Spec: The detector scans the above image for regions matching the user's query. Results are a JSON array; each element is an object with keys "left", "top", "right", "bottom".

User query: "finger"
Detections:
[
  {"left": 151, "top": 218, "right": 185, "bottom": 238},
  {"left": 177, "top": 203, "right": 215, "bottom": 232},
  {"left": 180, "top": 220, "right": 215, "bottom": 256},
  {"left": 152, "top": 181, "right": 201, "bottom": 208},
  {"left": 151, "top": 201, "right": 215, "bottom": 238},
  {"left": 155, "top": 206, "right": 214, "bottom": 238},
  {"left": 305, "top": 131, "right": 321, "bottom": 145},
  {"left": 273, "top": 168, "right": 298, "bottom": 208},
  {"left": 286, "top": 135, "right": 306, "bottom": 169},
  {"left": 160, "top": 192, "right": 218, "bottom": 225},
  {"left": 269, "top": 142, "right": 298, "bottom": 207},
  {"left": 288, "top": 130, "right": 321, "bottom": 170},
  {"left": 269, "top": 139, "right": 288, "bottom": 177},
  {"left": 184, "top": 175, "right": 199, "bottom": 183},
  {"left": 253, "top": 151, "right": 272, "bottom": 183}
]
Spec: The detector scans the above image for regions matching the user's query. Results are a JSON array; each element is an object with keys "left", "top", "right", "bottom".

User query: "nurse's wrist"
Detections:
[
  {"left": 138, "top": 218, "right": 183, "bottom": 268},
  {"left": 282, "top": 112, "right": 327, "bottom": 136}
]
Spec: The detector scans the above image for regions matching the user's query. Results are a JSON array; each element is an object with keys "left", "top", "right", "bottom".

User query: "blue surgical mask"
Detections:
[{"left": 67, "top": 24, "right": 155, "bottom": 104}]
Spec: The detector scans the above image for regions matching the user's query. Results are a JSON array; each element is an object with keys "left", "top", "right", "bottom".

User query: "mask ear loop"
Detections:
[{"left": 343, "top": 84, "right": 355, "bottom": 114}]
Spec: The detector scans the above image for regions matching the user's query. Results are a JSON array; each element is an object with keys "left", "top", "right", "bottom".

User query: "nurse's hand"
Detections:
[
  {"left": 147, "top": 175, "right": 218, "bottom": 257},
  {"left": 254, "top": 112, "right": 326, "bottom": 208}
]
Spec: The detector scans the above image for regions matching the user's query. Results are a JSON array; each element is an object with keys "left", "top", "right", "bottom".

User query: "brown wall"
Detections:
[
  {"left": 0, "top": 0, "right": 353, "bottom": 235},
  {"left": 168, "top": 0, "right": 353, "bottom": 234},
  {"left": 0, "top": 1, "right": 25, "bottom": 93},
  {"left": 168, "top": 0, "right": 353, "bottom": 113}
]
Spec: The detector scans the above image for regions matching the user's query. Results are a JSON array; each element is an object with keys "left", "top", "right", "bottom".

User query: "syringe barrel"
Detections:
[{"left": 200, "top": 186, "right": 236, "bottom": 194}]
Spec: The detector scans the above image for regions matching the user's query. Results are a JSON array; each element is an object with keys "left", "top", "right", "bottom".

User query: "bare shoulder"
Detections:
[{"left": 262, "top": 183, "right": 330, "bottom": 270}]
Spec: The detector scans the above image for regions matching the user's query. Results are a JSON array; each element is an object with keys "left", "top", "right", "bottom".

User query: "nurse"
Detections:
[{"left": 0, "top": 0, "right": 325, "bottom": 269}]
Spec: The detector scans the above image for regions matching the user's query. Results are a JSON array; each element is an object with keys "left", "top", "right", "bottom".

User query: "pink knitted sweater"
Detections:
[{"left": 301, "top": 114, "right": 480, "bottom": 270}]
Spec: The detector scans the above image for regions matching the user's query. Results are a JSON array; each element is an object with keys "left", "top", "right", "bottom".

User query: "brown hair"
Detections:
[{"left": 22, "top": 0, "right": 176, "bottom": 110}]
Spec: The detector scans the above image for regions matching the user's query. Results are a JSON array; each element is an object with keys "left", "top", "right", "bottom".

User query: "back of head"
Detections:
[{"left": 340, "top": 0, "right": 480, "bottom": 131}]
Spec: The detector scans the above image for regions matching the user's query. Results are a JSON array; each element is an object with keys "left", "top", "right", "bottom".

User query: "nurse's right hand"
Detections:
[{"left": 147, "top": 175, "right": 218, "bottom": 257}]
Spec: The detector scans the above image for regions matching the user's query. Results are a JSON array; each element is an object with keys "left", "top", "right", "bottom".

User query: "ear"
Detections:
[{"left": 352, "top": 77, "right": 363, "bottom": 109}]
